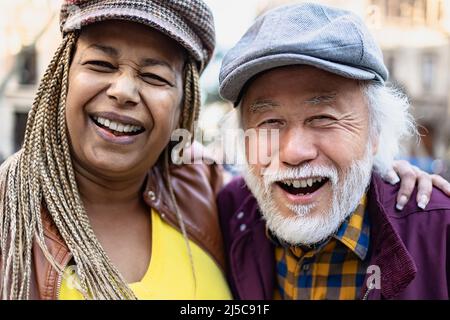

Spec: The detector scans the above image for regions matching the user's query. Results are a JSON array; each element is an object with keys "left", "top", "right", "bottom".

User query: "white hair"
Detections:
[{"left": 363, "top": 82, "right": 417, "bottom": 175}]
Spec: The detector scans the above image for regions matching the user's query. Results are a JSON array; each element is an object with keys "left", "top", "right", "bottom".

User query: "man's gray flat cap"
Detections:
[{"left": 219, "top": 2, "right": 389, "bottom": 105}]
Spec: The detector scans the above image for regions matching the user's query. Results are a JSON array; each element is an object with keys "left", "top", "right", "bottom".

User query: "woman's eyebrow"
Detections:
[
  {"left": 141, "top": 58, "right": 174, "bottom": 72},
  {"left": 86, "top": 44, "right": 119, "bottom": 58},
  {"left": 83, "top": 44, "right": 175, "bottom": 72}
]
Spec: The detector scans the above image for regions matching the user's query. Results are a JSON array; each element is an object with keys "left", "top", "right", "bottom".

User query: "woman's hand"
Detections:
[{"left": 385, "top": 160, "right": 450, "bottom": 210}]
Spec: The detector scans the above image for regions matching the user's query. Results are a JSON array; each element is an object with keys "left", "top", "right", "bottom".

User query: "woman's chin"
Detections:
[{"left": 83, "top": 153, "right": 145, "bottom": 177}]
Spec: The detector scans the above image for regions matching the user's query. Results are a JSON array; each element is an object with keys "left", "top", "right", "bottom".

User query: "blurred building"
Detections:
[
  {"left": 256, "top": 0, "right": 450, "bottom": 177},
  {"left": 0, "top": 0, "right": 61, "bottom": 160}
]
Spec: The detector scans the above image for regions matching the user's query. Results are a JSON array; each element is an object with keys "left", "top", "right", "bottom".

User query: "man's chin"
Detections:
[
  {"left": 272, "top": 200, "right": 317, "bottom": 219},
  {"left": 270, "top": 185, "right": 325, "bottom": 218},
  {"left": 264, "top": 209, "right": 341, "bottom": 246}
]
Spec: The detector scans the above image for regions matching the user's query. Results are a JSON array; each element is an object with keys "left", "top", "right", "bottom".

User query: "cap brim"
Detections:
[{"left": 220, "top": 53, "right": 382, "bottom": 105}]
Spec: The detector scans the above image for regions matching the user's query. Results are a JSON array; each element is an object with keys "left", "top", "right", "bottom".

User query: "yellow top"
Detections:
[{"left": 59, "top": 209, "right": 231, "bottom": 300}]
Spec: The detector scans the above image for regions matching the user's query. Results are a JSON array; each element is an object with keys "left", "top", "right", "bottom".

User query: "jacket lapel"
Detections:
[
  {"left": 363, "top": 174, "right": 417, "bottom": 299},
  {"left": 229, "top": 196, "right": 275, "bottom": 300}
]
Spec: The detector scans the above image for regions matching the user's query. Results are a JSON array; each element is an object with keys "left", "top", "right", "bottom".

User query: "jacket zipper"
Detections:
[
  {"left": 55, "top": 253, "right": 73, "bottom": 299},
  {"left": 361, "top": 283, "right": 375, "bottom": 300}
]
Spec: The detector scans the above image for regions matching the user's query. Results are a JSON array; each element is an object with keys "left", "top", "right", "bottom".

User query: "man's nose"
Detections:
[
  {"left": 279, "top": 127, "right": 318, "bottom": 167},
  {"left": 106, "top": 72, "right": 140, "bottom": 107}
]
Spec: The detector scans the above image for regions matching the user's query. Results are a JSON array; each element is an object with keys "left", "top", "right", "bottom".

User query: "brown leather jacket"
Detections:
[{"left": 7, "top": 160, "right": 225, "bottom": 300}]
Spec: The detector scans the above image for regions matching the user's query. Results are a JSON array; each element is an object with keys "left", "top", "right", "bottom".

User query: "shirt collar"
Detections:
[{"left": 332, "top": 193, "right": 370, "bottom": 260}]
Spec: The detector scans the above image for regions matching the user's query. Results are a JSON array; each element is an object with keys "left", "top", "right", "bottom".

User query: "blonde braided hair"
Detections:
[{"left": 0, "top": 32, "right": 202, "bottom": 300}]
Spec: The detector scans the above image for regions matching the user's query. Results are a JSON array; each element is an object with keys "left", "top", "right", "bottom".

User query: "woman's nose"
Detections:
[{"left": 106, "top": 72, "right": 140, "bottom": 107}]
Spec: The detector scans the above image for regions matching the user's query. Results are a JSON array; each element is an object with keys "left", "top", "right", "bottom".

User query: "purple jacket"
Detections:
[{"left": 218, "top": 173, "right": 450, "bottom": 300}]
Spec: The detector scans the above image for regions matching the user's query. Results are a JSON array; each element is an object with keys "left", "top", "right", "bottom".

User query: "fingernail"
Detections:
[
  {"left": 389, "top": 173, "right": 400, "bottom": 185},
  {"left": 418, "top": 195, "right": 428, "bottom": 210},
  {"left": 396, "top": 195, "right": 408, "bottom": 210}
]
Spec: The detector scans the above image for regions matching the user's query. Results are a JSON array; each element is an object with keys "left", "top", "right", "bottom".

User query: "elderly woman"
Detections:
[{"left": 0, "top": 0, "right": 448, "bottom": 300}]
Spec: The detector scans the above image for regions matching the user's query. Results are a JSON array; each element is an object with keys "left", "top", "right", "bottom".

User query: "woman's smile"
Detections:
[{"left": 89, "top": 111, "right": 147, "bottom": 145}]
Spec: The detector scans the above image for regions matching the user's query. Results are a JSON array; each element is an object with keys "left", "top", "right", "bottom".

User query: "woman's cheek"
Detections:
[
  {"left": 68, "top": 70, "right": 109, "bottom": 106},
  {"left": 144, "top": 92, "right": 182, "bottom": 128}
]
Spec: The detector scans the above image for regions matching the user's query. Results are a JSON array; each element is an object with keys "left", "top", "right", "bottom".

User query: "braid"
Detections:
[
  {"left": 180, "top": 58, "right": 201, "bottom": 136},
  {"left": 163, "top": 57, "right": 202, "bottom": 297}
]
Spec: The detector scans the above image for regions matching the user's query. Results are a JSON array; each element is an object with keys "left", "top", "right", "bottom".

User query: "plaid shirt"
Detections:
[{"left": 274, "top": 194, "right": 370, "bottom": 300}]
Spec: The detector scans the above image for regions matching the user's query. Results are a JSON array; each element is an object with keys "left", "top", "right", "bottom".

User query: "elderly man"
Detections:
[{"left": 217, "top": 3, "right": 450, "bottom": 300}]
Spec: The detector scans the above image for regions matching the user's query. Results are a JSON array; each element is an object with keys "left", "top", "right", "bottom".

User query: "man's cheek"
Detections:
[{"left": 245, "top": 129, "right": 280, "bottom": 169}]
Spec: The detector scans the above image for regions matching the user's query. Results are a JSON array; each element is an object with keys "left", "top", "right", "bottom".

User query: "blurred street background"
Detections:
[{"left": 0, "top": 0, "right": 449, "bottom": 179}]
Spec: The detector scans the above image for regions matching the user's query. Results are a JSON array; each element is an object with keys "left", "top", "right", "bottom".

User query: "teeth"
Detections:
[
  {"left": 281, "top": 177, "right": 327, "bottom": 189},
  {"left": 93, "top": 116, "right": 143, "bottom": 133}
]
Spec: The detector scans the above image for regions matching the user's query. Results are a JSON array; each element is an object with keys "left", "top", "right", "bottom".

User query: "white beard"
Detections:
[{"left": 242, "top": 146, "right": 374, "bottom": 246}]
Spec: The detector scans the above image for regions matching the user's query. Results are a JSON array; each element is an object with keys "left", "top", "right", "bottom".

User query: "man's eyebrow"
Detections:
[
  {"left": 304, "top": 93, "right": 337, "bottom": 105},
  {"left": 86, "top": 44, "right": 119, "bottom": 57},
  {"left": 249, "top": 100, "right": 280, "bottom": 113}
]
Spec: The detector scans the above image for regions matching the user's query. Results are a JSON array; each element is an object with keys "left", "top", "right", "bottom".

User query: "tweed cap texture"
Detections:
[
  {"left": 60, "top": 0, "right": 216, "bottom": 72},
  {"left": 219, "top": 2, "right": 389, "bottom": 104}
]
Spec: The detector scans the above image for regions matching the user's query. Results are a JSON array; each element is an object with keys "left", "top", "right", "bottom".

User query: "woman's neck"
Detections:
[{"left": 74, "top": 162, "right": 148, "bottom": 216}]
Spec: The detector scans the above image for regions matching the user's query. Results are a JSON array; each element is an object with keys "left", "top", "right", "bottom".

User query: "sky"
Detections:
[
  {"left": 201, "top": 0, "right": 263, "bottom": 97},
  {"left": 204, "top": 0, "right": 261, "bottom": 48}
]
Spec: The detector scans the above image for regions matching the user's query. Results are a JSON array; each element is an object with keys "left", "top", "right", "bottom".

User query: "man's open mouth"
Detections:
[
  {"left": 276, "top": 177, "right": 329, "bottom": 195},
  {"left": 91, "top": 116, "right": 145, "bottom": 137}
]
